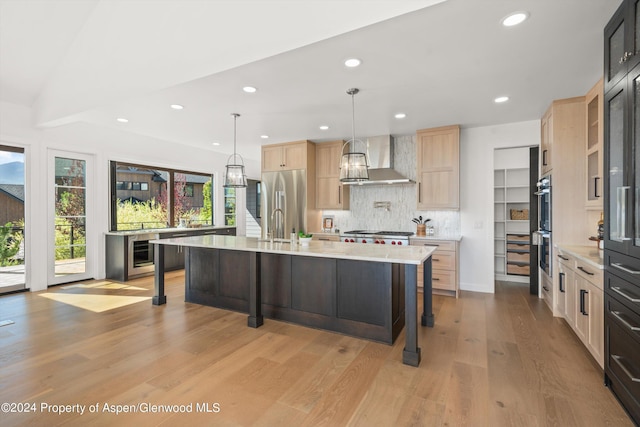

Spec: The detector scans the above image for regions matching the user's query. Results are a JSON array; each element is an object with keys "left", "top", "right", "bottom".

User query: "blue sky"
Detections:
[{"left": 0, "top": 151, "right": 24, "bottom": 165}]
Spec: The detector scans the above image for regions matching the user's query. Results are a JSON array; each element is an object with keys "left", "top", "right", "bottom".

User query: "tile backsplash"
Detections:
[{"left": 322, "top": 135, "right": 461, "bottom": 237}]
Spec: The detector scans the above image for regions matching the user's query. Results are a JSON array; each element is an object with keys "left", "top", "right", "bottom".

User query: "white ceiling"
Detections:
[{"left": 0, "top": 0, "right": 621, "bottom": 162}]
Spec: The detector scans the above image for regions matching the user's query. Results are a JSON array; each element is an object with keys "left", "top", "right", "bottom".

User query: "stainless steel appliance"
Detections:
[
  {"left": 127, "top": 232, "right": 158, "bottom": 277},
  {"left": 261, "top": 170, "right": 309, "bottom": 239},
  {"left": 534, "top": 175, "right": 552, "bottom": 276},
  {"left": 341, "top": 230, "right": 412, "bottom": 245}
]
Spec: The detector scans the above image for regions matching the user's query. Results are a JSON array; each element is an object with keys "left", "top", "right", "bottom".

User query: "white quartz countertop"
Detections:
[
  {"left": 105, "top": 226, "right": 234, "bottom": 236},
  {"left": 151, "top": 235, "right": 435, "bottom": 265},
  {"left": 409, "top": 235, "right": 463, "bottom": 242},
  {"left": 556, "top": 244, "right": 604, "bottom": 270}
]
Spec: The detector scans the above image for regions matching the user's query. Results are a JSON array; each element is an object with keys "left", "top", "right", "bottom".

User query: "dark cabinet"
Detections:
[
  {"left": 105, "top": 227, "right": 236, "bottom": 281},
  {"left": 605, "top": 0, "right": 640, "bottom": 93},
  {"left": 604, "top": 2, "right": 640, "bottom": 423},
  {"left": 161, "top": 227, "right": 236, "bottom": 271}
]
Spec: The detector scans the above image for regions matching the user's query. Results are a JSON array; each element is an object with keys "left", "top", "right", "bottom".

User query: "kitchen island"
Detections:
[{"left": 151, "top": 235, "right": 435, "bottom": 366}]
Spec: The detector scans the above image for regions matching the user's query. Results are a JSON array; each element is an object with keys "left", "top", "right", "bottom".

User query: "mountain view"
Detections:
[{"left": 0, "top": 161, "right": 25, "bottom": 184}]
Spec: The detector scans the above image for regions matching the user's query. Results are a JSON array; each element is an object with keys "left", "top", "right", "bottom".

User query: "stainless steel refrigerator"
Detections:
[{"left": 260, "top": 170, "right": 309, "bottom": 239}]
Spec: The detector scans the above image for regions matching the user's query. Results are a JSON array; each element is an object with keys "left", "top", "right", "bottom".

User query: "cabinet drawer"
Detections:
[
  {"left": 506, "top": 234, "right": 529, "bottom": 243},
  {"left": 606, "top": 272, "right": 640, "bottom": 314},
  {"left": 575, "top": 261, "right": 603, "bottom": 290},
  {"left": 432, "top": 251, "right": 455, "bottom": 270},
  {"left": 507, "top": 251, "right": 529, "bottom": 263},
  {"left": 432, "top": 270, "right": 456, "bottom": 291},
  {"left": 606, "top": 318, "right": 640, "bottom": 418},
  {"left": 606, "top": 293, "right": 640, "bottom": 343},
  {"left": 507, "top": 243, "right": 529, "bottom": 252},
  {"left": 556, "top": 251, "right": 575, "bottom": 265},
  {"left": 411, "top": 239, "right": 456, "bottom": 252},
  {"left": 606, "top": 250, "right": 640, "bottom": 285},
  {"left": 507, "top": 263, "right": 530, "bottom": 276}
]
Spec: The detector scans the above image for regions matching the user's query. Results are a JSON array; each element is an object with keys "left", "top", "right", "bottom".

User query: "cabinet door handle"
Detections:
[
  {"left": 557, "top": 254, "right": 569, "bottom": 261},
  {"left": 172, "top": 233, "right": 189, "bottom": 237},
  {"left": 433, "top": 258, "right": 440, "bottom": 262},
  {"left": 612, "top": 355, "right": 640, "bottom": 382},
  {"left": 542, "top": 149, "right": 548, "bottom": 166},
  {"left": 594, "top": 177, "right": 600, "bottom": 198},
  {"left": 612, "top": 263, "right": 640, "bottom": 275},
  {"left": 338, "top": 186, "right": 341, "bottom": 204},
  {"left": 577, "top": 266, "right": 594, "bottom": 276},
  {"left": 423, "top": 244, "right": 439, "bottom": 247},
  {"left": 611, "top": 286, "right": 640, "bottom": 303},
  {"left": 418, "top": 182, "right": 421, "bottom": 203},
  {"left": 611, "top": 311, "right": 640, "bottom": 333},
  {"left": 203, "top": 231, "right": 217, "bottom": 235},
  {"left": 559, "top": 272, "right": 565, "bottom": 293},
  {"left": 432, "top": 277, "right": 440, "bottom": 281},
  {"left": 580, "top": 289, "right": 588, "bottom": 315},
  {"left": 543, "top": 285, "right": 550, "bottom": 292},
  {"left": 617, "top": 186, "right": 632, "bottom": 241}
]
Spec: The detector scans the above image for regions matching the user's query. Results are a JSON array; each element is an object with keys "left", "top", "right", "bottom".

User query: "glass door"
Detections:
[
  {"left": 632, "top": 64, "right": 640, "bottom": 258},
  {"left": 49, "top": 151, "right": 93, "bottom": 285},
  {"left": 605, "top": 76, "right": 628, "bottom": 253},
  {"left": 0, "top": 145, "right": 26, "bottom": 293}
]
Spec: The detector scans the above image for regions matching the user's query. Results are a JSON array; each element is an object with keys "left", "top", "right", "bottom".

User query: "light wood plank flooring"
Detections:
[{"left": 0, "top": 274, "right": 632, "bottom": 426}]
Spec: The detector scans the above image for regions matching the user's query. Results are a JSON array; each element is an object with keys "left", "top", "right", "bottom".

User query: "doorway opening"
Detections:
[{"left": 0, "top": 145, "right": 26, "bottom": 294}]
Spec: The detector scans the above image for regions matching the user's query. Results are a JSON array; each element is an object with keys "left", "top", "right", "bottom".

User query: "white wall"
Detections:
[
  {"left": 459, "top": 120, "right": 539, "bottom": 293},
  {"left": 0, "top": 101, "right": 259, "bottom": 291}
]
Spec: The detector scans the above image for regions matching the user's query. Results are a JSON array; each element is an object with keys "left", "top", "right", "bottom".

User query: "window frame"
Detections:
[{"left": 109, "top": 161, "right": 214, "bottom": 231}]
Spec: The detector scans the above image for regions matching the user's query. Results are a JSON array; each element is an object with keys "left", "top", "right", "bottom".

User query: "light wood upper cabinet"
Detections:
[
  {"left": 315, "top": 140, "right": 349, "bottom": 210},
  {"left": 585, "top": 78, "right": 603, "bottom": 209},
  {"left": 262, "top": 141, "right": 308, "bottom": 171},
  {"left": 416, "top": 125, "right": 460, "bottom": 210}
]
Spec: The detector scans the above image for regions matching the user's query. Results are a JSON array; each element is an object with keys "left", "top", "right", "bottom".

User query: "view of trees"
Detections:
[{"left": 0, "top": 222, "right": 22, "bottom": 267}]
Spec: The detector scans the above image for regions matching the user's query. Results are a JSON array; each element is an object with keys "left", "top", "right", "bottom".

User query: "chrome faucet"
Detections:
[{"left": 270, "top": 208, "right": 284, "bottom": 241}]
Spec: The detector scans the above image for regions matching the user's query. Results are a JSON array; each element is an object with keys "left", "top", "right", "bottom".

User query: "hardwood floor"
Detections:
[{"left": 0, "top": 275, "right": 632, "bottom": 426}]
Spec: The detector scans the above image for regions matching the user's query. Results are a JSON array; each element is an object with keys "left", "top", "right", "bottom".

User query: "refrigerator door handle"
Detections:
[{"left": 617, "top": 186, "right": 632, "bottom": 241}]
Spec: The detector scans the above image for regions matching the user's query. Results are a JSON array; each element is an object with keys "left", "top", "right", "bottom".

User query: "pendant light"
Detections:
[
  {"left": 223, "top": 113, "right": 247, "bottom": 188},
  {"left": 339, "top": 88, "right": 369, "bottom": 182}
]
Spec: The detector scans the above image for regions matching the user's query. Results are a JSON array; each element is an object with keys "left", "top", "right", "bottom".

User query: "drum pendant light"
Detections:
[
  {"left": 223, "top": 113, "right": 247, "bottom": 188},
  {"left": 339, "top": 88, "right": 369, "bottom": 182}
]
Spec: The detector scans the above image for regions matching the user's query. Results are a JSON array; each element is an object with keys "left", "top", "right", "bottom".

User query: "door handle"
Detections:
[
  {"left": 611, "top": 311, "right": 640, "bottom": 333},
  {"left": 617, "top": 186, "right": 632, "bottom": 241},
  {"left": 542, "top": 149, "right": 548, "bottom": 166},
  {"left": 611, "top": 286, "right": 640, "bottom": 303},
  {"left": 338, "top": 186, "right": 341, "bottom": 204},
  {"left": 418, "top": 182, "right": 421, "bottom": 203},
  {"left": 580, "top": 289, "right": 588, "bottom": 315},
  {"left": 612, "top": 355, "right": 640, "bottom": 382},
  {"left": 594, "top": 177, "right": 600, "bottom": 198},
  {"left": 577, "top": 266, "right": 594, "bottom": 276},
  {"left": 559, "top": 272, "right": 565, "bottom": 293},
  {"left": 612, "top": 263, "right": 640, "bottom": 275},
  {"left": 557, "top": 254, "right": 569, "bottom": 261}
]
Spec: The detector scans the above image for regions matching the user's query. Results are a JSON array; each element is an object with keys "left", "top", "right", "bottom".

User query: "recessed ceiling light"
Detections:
[
  {"left": 319, "top": 125, "right": 329, "bottom": 130},
  {"left": 494, "top": 96, "right": 509, "bottom": 103},
  {"left": 260, "top": 135, "right": 269, "bottom": 139},
  {"left": 344, "top": 58, "right": 361, "bottom": 68},
  {"left": 243, "top": 86, "right": 257, "bottom": 93},
  {"left": 212, "top": 142, "right": 221, "bottom": 146},
  {"left": 395, "top": 113, "right": 407, "bottom": 119},
  {"left": 116, "top": 117, "right": 128, "bottom": 123},
  {"left": 502, "top": 12, "right": 529, "bottom": 27},
  {"left": 170, "top": 104, "right": 184, "bottom": 110}
]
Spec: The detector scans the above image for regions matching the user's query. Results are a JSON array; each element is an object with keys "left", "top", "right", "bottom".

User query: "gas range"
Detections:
[{"left": 340, "top": 230, "right": 413, "bottom": 245}]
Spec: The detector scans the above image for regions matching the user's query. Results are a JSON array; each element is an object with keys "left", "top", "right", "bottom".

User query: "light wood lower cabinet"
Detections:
[
  {"left": 409, "top": 238, "right": 459, "bottom": 298},
  {"left": 557, "top": 247, "right": 604, "bottom": 368}
]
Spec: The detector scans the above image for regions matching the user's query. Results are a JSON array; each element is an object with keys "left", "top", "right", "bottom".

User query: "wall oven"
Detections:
[{"left": 534, "top": 175, "right": 552, "bottom": 276}]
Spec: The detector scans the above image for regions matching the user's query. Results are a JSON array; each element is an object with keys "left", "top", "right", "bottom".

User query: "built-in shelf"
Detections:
[{"left": 494, "top": 167, "right": 530, "bottom": 281}]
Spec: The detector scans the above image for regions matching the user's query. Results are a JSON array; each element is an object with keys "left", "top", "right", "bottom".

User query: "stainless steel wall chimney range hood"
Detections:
[{"left": 342, "top": 135, "right": 415, "bottom": 185}]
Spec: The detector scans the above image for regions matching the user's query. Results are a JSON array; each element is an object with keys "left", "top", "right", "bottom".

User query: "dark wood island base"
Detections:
[{"left": 152, "top": 237, "right": 433, "bottom": 366}]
